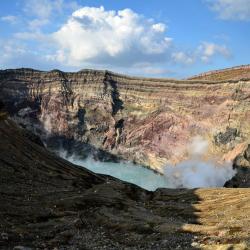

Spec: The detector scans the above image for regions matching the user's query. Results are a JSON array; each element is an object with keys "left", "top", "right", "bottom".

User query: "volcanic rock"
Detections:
[
  {"left": 224, "top": 144, "right": 250, "bottom": 187},
  {"left": 1, "top": 67, "right": 250, "bottom": 171}
]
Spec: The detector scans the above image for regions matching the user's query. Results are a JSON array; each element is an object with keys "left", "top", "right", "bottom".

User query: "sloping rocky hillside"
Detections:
[
  {"left": 188, "top": 65, "right": 250, "bottom": 81},
  {"left": 1, "top": 67, "right": 250, "bottom": 171},
  {"left": 1, "top": 116, "right": 250, "bottom": 249}
]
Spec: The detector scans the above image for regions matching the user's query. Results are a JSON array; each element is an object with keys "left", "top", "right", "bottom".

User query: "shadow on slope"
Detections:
[
  {"left": 0, "top": 113, "right": 250, "bottom": 249},
  {"left": 0, "top": 117, "right": 200, "bottom": 249}
]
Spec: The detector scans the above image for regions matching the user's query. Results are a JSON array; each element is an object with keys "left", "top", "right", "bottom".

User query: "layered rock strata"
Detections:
[{"left": 1, "top": 68, "right": 250, "bottom": 171}]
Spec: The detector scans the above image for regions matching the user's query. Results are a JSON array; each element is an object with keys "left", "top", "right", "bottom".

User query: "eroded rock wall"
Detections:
[{"left": 1, "top": 68, "right": 250, "bottom": 171}]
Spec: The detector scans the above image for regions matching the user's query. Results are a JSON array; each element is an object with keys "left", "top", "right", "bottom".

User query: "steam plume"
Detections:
[{"left": 163, "top": 136, "right": 236, "bottom": 188}]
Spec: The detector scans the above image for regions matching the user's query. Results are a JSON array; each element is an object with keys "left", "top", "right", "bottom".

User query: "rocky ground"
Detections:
[{"left": 1, "top": 114, "right": 250, "bottom": 249}]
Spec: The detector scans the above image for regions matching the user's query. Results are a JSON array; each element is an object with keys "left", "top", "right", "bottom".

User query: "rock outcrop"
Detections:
[
  {"left": 224, "top": 144, "right": 250, "bottom": 187},
  {"left": 1, "top": 116, "right": 250, "bottom": 249},
  {"left": 1, "top": 67, "right": 250, "bottom": 171}
]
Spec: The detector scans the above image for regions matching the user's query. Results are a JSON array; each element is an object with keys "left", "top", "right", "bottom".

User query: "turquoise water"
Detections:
[
  {"left": 60, "top": 152, "right": 236, "bottom": 190},
  {"left": 66, "top": 156, "right": 169, "bottom": 191}
]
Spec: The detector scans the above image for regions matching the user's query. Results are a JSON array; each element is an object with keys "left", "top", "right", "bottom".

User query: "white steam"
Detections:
[
  {"left": 163, "top": 136, "right": 236, "bottom": 188},
  {"left": 56, "top": 136, "right": 236, "bottom": 190},
  {"left": 189, "top": 136, "right": 208, "bottom": 156},
  {"left": 40, "top": 112, "right": 53, "bottom": 134},
  {"left": 163, "top": 159, "right": 235, "bottom": 188}
]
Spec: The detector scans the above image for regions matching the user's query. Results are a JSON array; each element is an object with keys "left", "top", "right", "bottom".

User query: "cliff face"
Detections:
[{"left": 1, "top": 68, "right": 250, "bottom": 171}]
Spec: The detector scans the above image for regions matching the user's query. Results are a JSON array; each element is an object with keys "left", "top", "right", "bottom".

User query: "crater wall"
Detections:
[{"left": 1, "top": 68, "right": 250, "bottom": 171}]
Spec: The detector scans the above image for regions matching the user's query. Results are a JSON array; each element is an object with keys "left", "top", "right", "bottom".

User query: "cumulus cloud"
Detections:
[
  {"left": 207, "top": 0, "right": 250, "bottom": 21},
  {"left": 0, "top": 3, "right": 232, "bottom": 75},
  {"left": 49, "top": 6, "right": 173, "bottom": 67}
]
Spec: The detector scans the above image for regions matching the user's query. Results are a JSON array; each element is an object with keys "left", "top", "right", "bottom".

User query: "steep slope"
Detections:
[
  {"left": 0, "top": 117, "right": 250, "bottom": 249},
  {"left": 1, "top": 68, "right": 250, "bottom": 171}
]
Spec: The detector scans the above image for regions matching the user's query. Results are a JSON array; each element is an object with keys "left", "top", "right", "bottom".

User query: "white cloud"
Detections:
[
  {"left": 1, "top": 15, "right": 18, "bottom": 24},
  {"left": 23, "top": 0, "right": 80, "bottom": 30},
  {"left": 152, "top": 23, "right": 166, "bottom": 32},
  {"left": 0, "top": 4, "right": 232, "bottom": 76},
  {"left": 49, "top": 6, "right": 173, "bottom": 67},
  {"left": 172, "top": 42, "right": 231, "bottom": 65},
  {"left": 28, "top": 19, "right": 49, "bottom": 30},
  {"left": 207, "top": 0, "right": 250, "bottom": 21},
  {"left": 23, "top": 0, "right": 64, "bottom": 19},
  {"left": 0, "top": 39, "right": 26, "bottom": 68},
  {"left": 0, "top": 38, "right": 60, "bottom": 70},
  {"left": 172, "top": 52, "right": 195, "bottom": 65},
  {"left": 198, "top": 42, "right": 231, "bottom": 62},
  {"left": 14, "top": 31, "right": 53, "bottom": 46}
]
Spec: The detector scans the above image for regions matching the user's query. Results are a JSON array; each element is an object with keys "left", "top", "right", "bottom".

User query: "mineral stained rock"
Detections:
[
  {"left": 1, "top": 66, "right": 250, "bottom": 171},
  {"left": 0, "top": 117, "right": 250, "bottom": 249}
]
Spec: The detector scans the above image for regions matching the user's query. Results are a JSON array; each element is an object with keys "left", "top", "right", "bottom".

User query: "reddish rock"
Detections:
[{"left": 1, "top": 67, "right": 250, "bottom": 170}]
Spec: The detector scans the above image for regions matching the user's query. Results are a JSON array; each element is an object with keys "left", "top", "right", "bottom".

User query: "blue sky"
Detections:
[{"left": 0, "top": 0, "right": 249, "bottom": 78}]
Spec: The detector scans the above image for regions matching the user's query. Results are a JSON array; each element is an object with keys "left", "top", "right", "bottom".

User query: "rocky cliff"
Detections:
[
  {"left": 1, "top": 67, "right": 250, "bottom": 171},
  {"left": 1, "top": 116, "right": 250, "bottom": 249}
]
